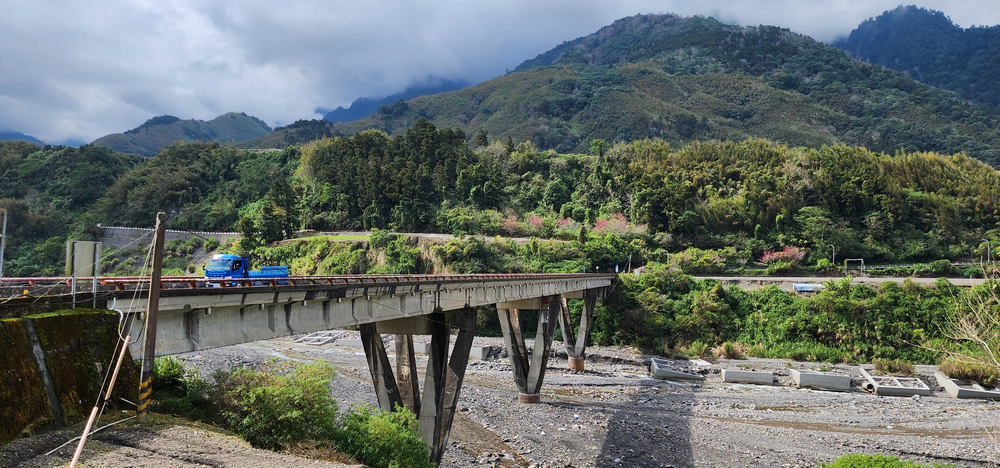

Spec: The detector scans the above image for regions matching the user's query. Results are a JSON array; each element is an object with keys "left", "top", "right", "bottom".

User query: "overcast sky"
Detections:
[{"left": 2, "top": 1, "right": 997, "bottom": 144}]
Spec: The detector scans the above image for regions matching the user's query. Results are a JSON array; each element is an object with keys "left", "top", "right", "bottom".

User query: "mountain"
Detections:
[
  {"left": 320, "top": 78, "right": 467, "bottom": 123},
  {"left": 92, "top": 112, "right": 272, "bottom": 157},
  {"left": 836, "top": 5, "right": 1000, "bottom": 109},
  {"left": 0, "top": 131, "right": 45, "bottom": 145},
  {"left": 254, "top": 14, "right": 1000, "bottom": 166}
]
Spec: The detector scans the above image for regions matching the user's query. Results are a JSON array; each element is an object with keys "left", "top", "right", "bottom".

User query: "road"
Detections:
[{"left": 694, "top": 275, "right": 987, "bottom": 290}]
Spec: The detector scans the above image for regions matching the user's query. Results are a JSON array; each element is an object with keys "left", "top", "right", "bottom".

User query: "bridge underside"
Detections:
[{"left": 113, "top": 275, "right": 612, "bottom": 358}]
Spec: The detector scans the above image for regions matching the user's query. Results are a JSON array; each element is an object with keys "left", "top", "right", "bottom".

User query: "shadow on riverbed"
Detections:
[{"left": 596, "top": 381, "right": 696, "bottom": 467}]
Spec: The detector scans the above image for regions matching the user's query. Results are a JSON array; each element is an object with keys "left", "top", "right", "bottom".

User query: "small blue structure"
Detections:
[{"left": 793, "top": 283, "right": 824, "bottom": 293}]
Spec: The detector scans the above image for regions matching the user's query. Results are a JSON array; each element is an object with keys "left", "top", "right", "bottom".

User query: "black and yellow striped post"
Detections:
[{"left": 137, "top": 212, "right": 166, "bottom": 421}]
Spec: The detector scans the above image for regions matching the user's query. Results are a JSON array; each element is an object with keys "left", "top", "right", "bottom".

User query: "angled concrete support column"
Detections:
[
  {"left": 360, "top": 323, "right": 403, "bottom": 412},
  {"left": 418, "top": 309, "right": 476, "bottom": 464},
  {"left": 361, "top": 309, "right": 477, "bottom": 464},
  {"left": 395, "top": 334, "right": 420, "bottom": 414},
  {"left": 558, "top": 289, "right": 599, "bottom": 371},
  {"left": 498, "top": 294, "right": 560, "bottom": 403}
]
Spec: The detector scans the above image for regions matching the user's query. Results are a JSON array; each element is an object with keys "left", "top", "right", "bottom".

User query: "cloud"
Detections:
[{"left": 1, "top": 1, "right": 997, "bottom": 144}]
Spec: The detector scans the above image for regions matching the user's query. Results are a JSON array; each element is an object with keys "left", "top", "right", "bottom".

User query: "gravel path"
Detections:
[{"left": 5, "top": 331, "right": 999, "bottom": 467}]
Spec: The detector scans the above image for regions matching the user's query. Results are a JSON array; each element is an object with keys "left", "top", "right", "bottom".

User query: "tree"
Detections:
[{"left": 474, "top": 129, "right": 489, "bottom": 147}]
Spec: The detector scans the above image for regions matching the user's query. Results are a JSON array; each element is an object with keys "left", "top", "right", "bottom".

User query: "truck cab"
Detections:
[{"left": 205, "top": 254, "right": 247, "bottom": 279}]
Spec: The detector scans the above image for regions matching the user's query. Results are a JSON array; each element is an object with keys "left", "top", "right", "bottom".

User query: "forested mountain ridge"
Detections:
[
  {"left": 254, "top": 13, "right": 1000, "bottom": 166},
  {"left": 836, "top": 5, "right": 1000, "bottom": 109},
  {"left": 321, "top": 78, "right": 468, "bottom": 123},
  {"left": 91, "top": 112, "right": 272, "bottom": 157},
  {"left": 0, "top": 131, "right": 44, "bottom": 145}
]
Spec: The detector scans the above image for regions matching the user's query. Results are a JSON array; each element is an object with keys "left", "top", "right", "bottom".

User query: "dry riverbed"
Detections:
[{"left": 5, "top": 332, "right": 999, "bottom": 467}]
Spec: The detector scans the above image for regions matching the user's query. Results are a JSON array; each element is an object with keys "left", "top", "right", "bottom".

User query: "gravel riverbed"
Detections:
[{"left": 6, "top": 331, "right": 999, "bottom": 467}]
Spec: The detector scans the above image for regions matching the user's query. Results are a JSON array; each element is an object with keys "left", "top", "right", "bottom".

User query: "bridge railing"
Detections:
[{"left": 3, "top": 273, "right": 616, "bottom": 294}]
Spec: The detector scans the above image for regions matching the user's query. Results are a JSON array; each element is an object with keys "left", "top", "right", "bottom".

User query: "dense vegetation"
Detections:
[
  {"left": 253, "top": 14, "right": 1000, "bottom": 167},
  {"left": 92, "top": 112, "right": 272, "bottom": 157},
  {"left": 151, "top": 358, "right": 433, "bottom": 467},
  {"left": 0, "top": 141, "right": 143, "bottom": 275},
  {"left": 837, "top": 5, "right": 1000, "bottom": 109},
  {"left": 6, "top": 119, "right": 1000, "bottom": 276}
]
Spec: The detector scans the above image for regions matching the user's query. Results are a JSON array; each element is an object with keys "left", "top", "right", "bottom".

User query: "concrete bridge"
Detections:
[{"left": 3, "top": 272, "right": 615, "bottom": 463}]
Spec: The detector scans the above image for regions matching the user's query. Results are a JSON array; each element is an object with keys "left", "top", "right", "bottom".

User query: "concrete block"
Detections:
[
  {"left": 935, "top": 371, "right": 1000, "bottom": 400},
  {"left": 470, "top": 345, "right": 492, "bottom": 360},
  {"left": 790, "top": 369, "right": 851, "bottom": 392},
  {"left": 649, "top": 358, "right": 705, "bottom": 381},
  {"left": 722, "top": 369, "right": 774, "bottom": 385},
  {"left": 335, "top": 338, "right": 364, "bottom": 349}
]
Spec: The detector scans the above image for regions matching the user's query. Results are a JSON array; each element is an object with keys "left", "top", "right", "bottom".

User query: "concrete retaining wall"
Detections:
[
  {"left": 99, "top": 226, "right": 240, "bottom": 249},
  {"left": 0, "top": 310, "right": 139, "bottom": 445}
]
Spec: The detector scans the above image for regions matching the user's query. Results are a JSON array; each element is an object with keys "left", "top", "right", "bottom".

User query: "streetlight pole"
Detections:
[
  {"left": 983, "top": 239, "right": 992, "bottom": 265},
  {"left": 831, "top": 245, "right": 836, "bottom": 267}
]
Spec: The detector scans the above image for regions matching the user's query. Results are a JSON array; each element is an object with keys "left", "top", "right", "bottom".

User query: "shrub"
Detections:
[
  {"left": 204, "top": 237, "right": 220, "bottom": 251},
  {"left": 759, "top": 246, "right": 807, "bottom": 264},
  {"left": 335, "top": 405, "right": 434, "bottom": 468},
  {"left": 685, "top": 341, "right": 714, "bottom": 359},
  {"left": 716, "top": 341, "right": 745, "bottom": 359},
  {"left": 214, "top": 361, "right": 339, "bottom": 450},
  {"left": 818, "top": 453, "right": 959, "bottom": 467},
  {"left": 150, "top": 357, "right": 213, "bottom": 420}
]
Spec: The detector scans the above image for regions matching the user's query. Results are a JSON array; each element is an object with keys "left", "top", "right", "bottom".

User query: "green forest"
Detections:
[
  {"left": 4, "top": 86, "right": 1000, "bottom": 370},
  {"left": 5, "top": 117, "right": 1000, "bottom": 277}
]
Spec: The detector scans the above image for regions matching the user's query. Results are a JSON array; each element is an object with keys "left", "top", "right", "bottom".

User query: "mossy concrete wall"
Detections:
[{"left": 0, "top": 309, "right": 139, "bottom": 445}]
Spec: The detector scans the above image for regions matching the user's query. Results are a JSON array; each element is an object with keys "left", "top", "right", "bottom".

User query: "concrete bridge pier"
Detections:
[
  {"left": 558, "top": 288, "right": 603, "bottom": 371},
  {"left": 359, "top": 308, "right": 476, "bottom": 464},
  {"left": 497, "top": 294, "right": 561, "bottom": 404}
]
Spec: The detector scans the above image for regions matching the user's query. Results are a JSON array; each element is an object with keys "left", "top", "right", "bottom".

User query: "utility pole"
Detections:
[
  {"left": 0, "top": 209, "right": 7, "bottom": 282},
  {"left": 137, "top": 212, "right": 167, "bottom": 421}
]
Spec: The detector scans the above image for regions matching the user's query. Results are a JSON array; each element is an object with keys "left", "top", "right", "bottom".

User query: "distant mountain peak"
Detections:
[
  {"left": 321, "top": 77, "right": 468, "bottom": 123},
  {"left": 837, "top": 4, "right": 1000, "bottom": 108},
  {"left": 93, "top": 112, "right": 272, "bottom": 156},
  {"left": 0, "top": 130, "right": 45, "bottom": 145}
]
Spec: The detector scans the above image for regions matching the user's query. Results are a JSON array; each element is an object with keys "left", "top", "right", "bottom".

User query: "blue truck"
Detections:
[{"left": 204, "top": 253, "right": 289, "bottom": 286}]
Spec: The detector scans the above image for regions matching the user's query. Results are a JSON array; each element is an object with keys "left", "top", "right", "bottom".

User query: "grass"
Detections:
[
  {"left": 939, "top": 357, "right": 998, "bottom": 387},
  {"left": 873, "top": 359, "right": 914, "bottom": 376}
]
